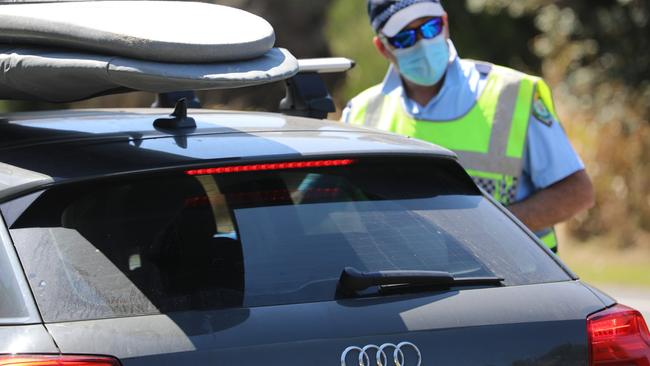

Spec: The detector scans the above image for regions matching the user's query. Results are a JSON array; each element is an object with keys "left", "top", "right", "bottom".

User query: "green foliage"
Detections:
[
  {"left": 326, "top": 0, "right": 388, "bottom": 104},
  {"left": 443, "top": 1, "right": 540, "bottom": 73},
  {"left": 562, "top": 239, "right": 650, "bottom": 286}
]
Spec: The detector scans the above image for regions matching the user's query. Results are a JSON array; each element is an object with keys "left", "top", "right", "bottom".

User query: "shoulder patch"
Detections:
[
  {"left": 473, "top": 61, "right": 493, "bottom": 76},
  {"left": 532, "top": 97, "right": 554, "bottom": 127}
]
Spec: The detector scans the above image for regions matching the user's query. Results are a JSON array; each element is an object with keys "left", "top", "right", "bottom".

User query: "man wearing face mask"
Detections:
[{"left": 342, "top": 0, "right": 595, "bottom": 252}]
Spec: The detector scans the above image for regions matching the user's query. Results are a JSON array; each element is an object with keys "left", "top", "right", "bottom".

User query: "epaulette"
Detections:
[{"left": 471, "top": 60, "right": 493, "bottom": 76}]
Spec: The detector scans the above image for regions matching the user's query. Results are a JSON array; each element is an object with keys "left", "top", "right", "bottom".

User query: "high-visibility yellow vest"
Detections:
[{"left": 346, "top": 62, "right": 558, "bottom": 252}]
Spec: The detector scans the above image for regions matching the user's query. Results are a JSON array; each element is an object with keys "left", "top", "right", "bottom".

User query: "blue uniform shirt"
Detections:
[{"left": 342, "top": 41, "right": 585, "bottom": 201}]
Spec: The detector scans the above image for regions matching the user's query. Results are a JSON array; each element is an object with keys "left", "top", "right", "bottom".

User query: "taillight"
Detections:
[
  {"left": 0, "top": 355, "right": 121, "bottom": 366},
  {"left": 588, "top": 304, "right": 650, "bottom": 365},
  {"left": 185, "top": 159, "right": 356, "bottom": 176}
]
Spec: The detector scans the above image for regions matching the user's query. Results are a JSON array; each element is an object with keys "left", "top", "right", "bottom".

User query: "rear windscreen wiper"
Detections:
[{"left": 338, "top": 267, "right": 504, "bottom": 295}]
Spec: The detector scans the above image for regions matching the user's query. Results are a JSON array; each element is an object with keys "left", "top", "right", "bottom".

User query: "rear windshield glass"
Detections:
[{"left": 5, "top": 157, "right": 570, "bottom": 322}]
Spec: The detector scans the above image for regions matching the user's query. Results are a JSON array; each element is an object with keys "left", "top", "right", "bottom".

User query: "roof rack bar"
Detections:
[
  {"left": 279, "top": 57, "right": 355, "bottom": 120},
  {"left": 297, "top": 58, "right": 356, "bottom": 74}
]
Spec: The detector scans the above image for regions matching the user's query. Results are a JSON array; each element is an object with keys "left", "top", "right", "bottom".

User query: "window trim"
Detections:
[
  {"left": 477, "top": 186, "right": 578, "bottom": 280},
  {"left": 0, "top": 212, "right": 42, "bottom": 325}
]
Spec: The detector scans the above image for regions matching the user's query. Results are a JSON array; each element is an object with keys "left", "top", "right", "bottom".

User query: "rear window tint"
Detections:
[{"left": 5, "top": 157, "right": 570, "bottom": 322}]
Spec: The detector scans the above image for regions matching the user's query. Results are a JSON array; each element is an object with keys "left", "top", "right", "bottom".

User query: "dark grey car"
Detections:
[
  {"left": 3, "top": 0, "right": 648, "bottom": 364},
  {"left": 1, "top": 109, "right": 649, "bottom": 366}
]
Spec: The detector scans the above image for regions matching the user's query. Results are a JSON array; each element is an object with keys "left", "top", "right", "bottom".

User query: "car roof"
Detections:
[
  {"left": 0, "top": 109, "right": 453, "bottom": 153},
  {"left": 0, "top": 109, "right": 455, "bottom": 200}
]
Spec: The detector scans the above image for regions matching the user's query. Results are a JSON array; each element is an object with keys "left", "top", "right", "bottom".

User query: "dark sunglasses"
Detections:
[{"left": 385, "top": 17, "right": 445, "bottom": 49}]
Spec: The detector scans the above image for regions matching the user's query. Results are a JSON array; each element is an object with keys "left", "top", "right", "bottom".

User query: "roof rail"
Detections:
[
  {"left": 279, "top": 57, "right": 355, "bottom": 120},
  {"left": 297, "top": 58, "right": 356, "bottom": 74}
]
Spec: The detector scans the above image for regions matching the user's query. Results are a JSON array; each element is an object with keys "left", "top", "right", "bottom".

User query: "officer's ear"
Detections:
[
  {"left": 443, "top": 13, "right": 450, "bottom": 39},
  {"left": 373, "top": 36, "right": 394, "bottom": 62}
]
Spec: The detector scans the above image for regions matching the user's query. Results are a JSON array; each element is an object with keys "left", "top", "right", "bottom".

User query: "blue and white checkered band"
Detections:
[
  {"left": 371, "top": 0, "right": 441, "bottom": 32},
  {"left": 471, "top": 176, "right": 520, "bottom": 206}
]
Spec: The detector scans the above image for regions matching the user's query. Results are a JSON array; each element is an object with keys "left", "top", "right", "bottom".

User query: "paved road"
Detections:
[{"left": 599, "top": 286, "right": 650, "bottom": 320}]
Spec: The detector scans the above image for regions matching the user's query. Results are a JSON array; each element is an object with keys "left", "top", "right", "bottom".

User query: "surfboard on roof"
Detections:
[{"left": 0, "top": 1, "right": 299, "bottom": 102}]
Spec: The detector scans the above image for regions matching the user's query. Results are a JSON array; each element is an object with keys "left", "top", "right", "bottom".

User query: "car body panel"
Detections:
[
  {"left": 46, "top": 281, "right": 603, "bottom": 364},
  {"left": 49, "top": 322, "right": 589, "bottom": 366},
  {"left": 0, "top": 213, "right": 41, "bottom": 325},
  {"left": 0, "top": 325, "right": 58, "bottom": 353},
  {"left": 0, "top": 109, "right": 451, "bottom": 155},
  {"left": 0, "top": 162, "right": 53, "bottom": 203},
  {"left": 580, "top": 282, "right": 617, "bottom": 308}
]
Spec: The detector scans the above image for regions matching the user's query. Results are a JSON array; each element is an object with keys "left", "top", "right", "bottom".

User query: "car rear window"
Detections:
[{"left": 4, "top": 157, "right": 570, "bottom": 322}]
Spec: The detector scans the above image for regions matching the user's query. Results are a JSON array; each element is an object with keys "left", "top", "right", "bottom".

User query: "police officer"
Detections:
[{"left": 342, "top": 0, "right": 595, "bottom": 252}]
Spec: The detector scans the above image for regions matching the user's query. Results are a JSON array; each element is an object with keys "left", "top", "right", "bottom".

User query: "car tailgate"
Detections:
[{"left": 46, "top": 281, "right": 605, "bottom": 366}]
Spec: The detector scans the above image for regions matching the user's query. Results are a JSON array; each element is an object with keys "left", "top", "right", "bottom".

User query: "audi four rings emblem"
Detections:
[{"left": 341, "top": 342, "right": 422, "bottom": 366}]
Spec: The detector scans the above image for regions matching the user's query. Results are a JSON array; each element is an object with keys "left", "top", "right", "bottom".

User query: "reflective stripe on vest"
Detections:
[
  {"left": 537, "top": 228, "right": 559, "bottom": 253},
  {"left": 347, "top": 63, "right": 559, "bottom": 251}
]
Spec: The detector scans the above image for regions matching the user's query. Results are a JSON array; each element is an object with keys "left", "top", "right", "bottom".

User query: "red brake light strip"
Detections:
[
  {"left": 0, "top": 355, "right": 121, "bottom": 366},
  {"left": 186, "top": 159, "right": 356, "bottom": 176}
]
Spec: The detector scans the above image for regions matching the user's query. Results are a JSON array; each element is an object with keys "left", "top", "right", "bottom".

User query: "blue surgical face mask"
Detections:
[{"left": 392, "top": 35, "right": 450, "bottom": 87}]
